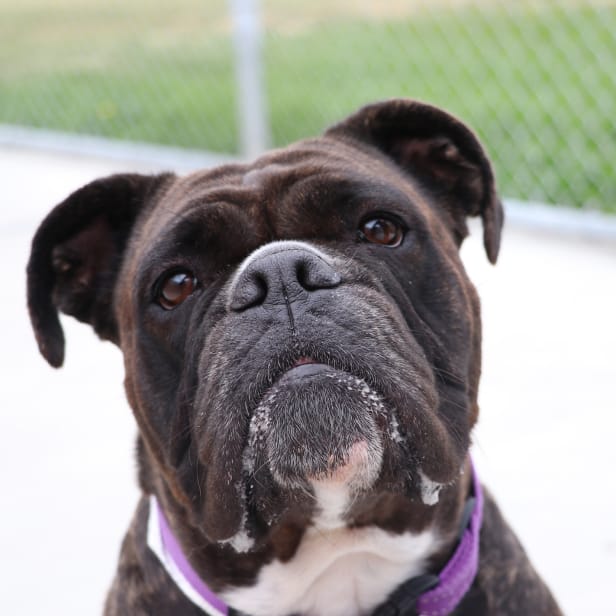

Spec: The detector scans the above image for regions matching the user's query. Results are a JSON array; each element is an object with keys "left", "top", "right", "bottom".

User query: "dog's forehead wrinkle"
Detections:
[{"left": 241, "top": 162, "right": 301, "bottom": 188}]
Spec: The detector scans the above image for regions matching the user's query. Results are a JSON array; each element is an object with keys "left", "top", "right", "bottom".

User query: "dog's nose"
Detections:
[{"left": 229, "top": 242, "right": 341, "bottom": 311}]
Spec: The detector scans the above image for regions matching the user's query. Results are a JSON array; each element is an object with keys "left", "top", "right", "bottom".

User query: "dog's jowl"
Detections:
[{"left": 27, "top": 99, "right": 562, "bottom": 615}]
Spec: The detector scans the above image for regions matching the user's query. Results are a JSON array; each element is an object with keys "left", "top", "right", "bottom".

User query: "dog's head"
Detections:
[{"left": 28, "top": 99, "right": 502, "bottom": 569}]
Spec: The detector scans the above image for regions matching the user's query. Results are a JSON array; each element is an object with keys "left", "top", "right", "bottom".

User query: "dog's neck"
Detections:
[{"left": 147, "top": 461, "right": 483, "bottom": 616}]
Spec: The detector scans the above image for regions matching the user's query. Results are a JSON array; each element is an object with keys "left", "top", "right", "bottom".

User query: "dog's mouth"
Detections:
[{"left": 249, "top": 350, "right": 391, "bottom": 415}]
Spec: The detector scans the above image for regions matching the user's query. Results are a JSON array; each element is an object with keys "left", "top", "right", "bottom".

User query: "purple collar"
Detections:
[
  {"left": 414, "top": 460, "right": 484, "bottom": 615},
  {"left": 147, "top": 496, "right": 228, "bottom": 616},
  {"left": 147, "top": 460, "right": 483, "bottom": 616}
]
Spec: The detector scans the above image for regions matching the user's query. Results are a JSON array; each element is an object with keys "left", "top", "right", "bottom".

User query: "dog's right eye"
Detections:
[{"left": 154, "top": 270, "right": 198, "bottom": 310}]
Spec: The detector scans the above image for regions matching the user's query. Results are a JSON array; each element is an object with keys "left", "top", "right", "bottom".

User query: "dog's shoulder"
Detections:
[{"left": 454, "top": 487, "right": 562, "bottom": 615}]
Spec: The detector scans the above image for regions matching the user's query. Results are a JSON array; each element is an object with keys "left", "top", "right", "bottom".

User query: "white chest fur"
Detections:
[{"left": 222, "top": 522, "right": 440, "bottom": 616}]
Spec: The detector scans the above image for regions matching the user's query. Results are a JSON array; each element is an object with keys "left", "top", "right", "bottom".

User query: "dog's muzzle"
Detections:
[{"left": 229, "top": 242, "right": 384, "bottom": 493}]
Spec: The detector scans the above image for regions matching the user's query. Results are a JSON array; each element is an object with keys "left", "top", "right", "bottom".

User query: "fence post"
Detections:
[{"left": 229, "top": 0, "right": 270, "bottom": 159}]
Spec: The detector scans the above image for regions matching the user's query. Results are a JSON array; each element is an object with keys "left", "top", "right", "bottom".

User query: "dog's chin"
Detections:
[{"left": 237, "top": 364, "right": 389, "bottom": 533}]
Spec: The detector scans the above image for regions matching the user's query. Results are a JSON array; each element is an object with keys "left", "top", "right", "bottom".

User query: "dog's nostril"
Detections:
[
  {"left": 297, "top": 257, "right": 341, "bottom": 291},
  {"left": 229, "top": 272, "right": 268, "bottom": 311},
  {"left": 295, "top": 262, "right": 308, "bottom": 288}
]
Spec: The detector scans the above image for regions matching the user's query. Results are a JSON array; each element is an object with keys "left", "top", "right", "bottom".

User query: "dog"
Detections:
[{"left": 27, "top": 99, "right": 562, "bottom": 615}]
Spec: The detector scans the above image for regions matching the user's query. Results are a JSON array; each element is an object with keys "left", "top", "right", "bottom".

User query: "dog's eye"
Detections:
[
  {"left": 156, "top": 270, "right": 197, "bottom": 310},
  {"left": 358, "top": 217, "right": 404, "bottom": 247}
]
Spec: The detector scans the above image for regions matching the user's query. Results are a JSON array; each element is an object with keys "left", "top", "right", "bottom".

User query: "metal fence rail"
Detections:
[{"left": 1, "top": 0, "right": 615, "bottom": 212}]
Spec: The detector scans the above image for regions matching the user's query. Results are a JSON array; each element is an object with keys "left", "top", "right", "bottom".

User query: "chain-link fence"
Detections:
[{"left": 2, "top": 0, "right": 615, "bottom": 212}]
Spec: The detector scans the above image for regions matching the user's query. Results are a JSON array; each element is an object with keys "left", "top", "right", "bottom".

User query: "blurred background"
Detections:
[
  {"left": 1, "top": 1, "right": 615, "bottom": 615},
  {"left": 2, "top": 0, "right": 616, "bottom": 212}
]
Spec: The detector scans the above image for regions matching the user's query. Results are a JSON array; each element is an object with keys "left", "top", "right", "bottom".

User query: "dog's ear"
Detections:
[
  {"left": 326, "top": 99, "right": 504, "bottom": 263},
  {"left": 27, "top": 173, "right": 173, "bottom": 368}
]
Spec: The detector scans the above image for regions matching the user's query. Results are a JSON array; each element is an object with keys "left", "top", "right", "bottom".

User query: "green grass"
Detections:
[
  {"left": 0, "top": 1, "right": 239, "bottom": 152},
  {"left": 1, "top": 1, "right": 615, "bottom": 211}
]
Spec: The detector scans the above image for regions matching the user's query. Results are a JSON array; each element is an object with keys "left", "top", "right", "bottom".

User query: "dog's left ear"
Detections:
[
  {"left": 27, "top": 173, "right": 173, "bottom": 368},
  {"left": 326, "top": 99, "right": 504, "bottom": 263}
]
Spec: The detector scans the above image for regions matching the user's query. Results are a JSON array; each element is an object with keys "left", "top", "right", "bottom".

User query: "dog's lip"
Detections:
[
  {"left": 251, "top": 355, "right": 348, "bottom": 409},
  {"left": 279, "top": 361, "right": 334, "bottom": 381},
  {"left": 292, "top": 356, "right": 319, "bottom": 367},
  {"left": 251, "top": 356, "right": 317, "bottom": 402},
  {"left": 250, "top": 352, "right": 389, "bottom": 419}
]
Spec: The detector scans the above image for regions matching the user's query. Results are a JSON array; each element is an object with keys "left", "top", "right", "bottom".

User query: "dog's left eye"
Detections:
[
  {"left": 155, "top": 270, "right": 198, "bottom": 310},
  {"left": 358, "top": 217, "right": 404, "bottom": 247}
]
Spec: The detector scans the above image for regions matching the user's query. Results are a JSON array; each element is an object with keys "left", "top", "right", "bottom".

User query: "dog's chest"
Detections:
[{"left": 222, "top": 525, "right": 440, "bottom": 616}]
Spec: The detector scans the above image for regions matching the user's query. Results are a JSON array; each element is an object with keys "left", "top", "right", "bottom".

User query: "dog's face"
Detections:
[{"left": 28, "top": 100, "right": 502, "bottom": 575}]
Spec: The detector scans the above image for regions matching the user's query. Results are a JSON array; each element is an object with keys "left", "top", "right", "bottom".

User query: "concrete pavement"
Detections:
[{"left": 1, "top": 144, "right": 615, "bottom": 615}]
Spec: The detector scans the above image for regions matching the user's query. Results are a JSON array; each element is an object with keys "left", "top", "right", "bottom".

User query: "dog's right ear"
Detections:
[{"left": 27, "top": 173, "right": 173, "bottom": 368}]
